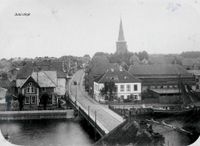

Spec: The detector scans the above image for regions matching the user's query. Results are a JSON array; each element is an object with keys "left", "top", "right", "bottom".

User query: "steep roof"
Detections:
[
  {"left": 19, "top": 71, "right": 57, "bottom": 88},
  {"left": 128, "top": 64, "right": 192, "bottom": 76},
  {"left": 31, "top": 71, "right": 57, "bottom": 87},
  {"left": 96, "top": 68, "right": 141, "bottom": 83},
  {"left": 16, "top": 61, "right": 66, "bottom": 79}
]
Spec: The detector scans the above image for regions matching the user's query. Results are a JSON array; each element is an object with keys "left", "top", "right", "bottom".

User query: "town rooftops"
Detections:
[
  {"left": 182, "top": 58, "right": 200, "bottom": 67},
  {"left": 16, "top": 61, "right": 66, "bottom": 79},
  {"left": 128, "top": 64, "right": 192, "bottom": 76},
  {"left": 95, "top": 67, "right": 141, "bottom": 83}
]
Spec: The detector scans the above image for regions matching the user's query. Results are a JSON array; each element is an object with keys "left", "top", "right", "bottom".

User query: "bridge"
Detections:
[{"left": 68, "top": 70, "right": 124, "bottom": 136}]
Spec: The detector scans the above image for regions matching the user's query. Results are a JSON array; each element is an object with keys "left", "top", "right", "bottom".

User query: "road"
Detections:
[{"left": 68, "top": 70, "right": 124, "bottom": 133}]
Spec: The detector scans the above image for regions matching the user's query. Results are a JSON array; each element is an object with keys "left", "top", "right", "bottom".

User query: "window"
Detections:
[
  {"left": 134, "top": 95, "right": 138, "bottom": 100},
  {"left": 31, "top": 96, "right": 37, "bottom": 104},
  {"left": 127, "top": 84, "right": 131, "bottom": 92},
  {"left": 134, "top": 85, "right": 138, "bottom": 91},
  {"left": 42, "top": 88, "right": 46, "bottom": 92},
  {"left": 120, "top": 85, "right": 124, "bottom": 92},
  {"left": 26, "top": 82, "right": 36, "bottom": 94},
  {"left": 157, "top": 86, "right": 161, "bottom": 89},
  {"left": 174, "top": 85, "right": 178, "bottom": 88},
  {"left": 163, "top": 85, "right": 168, "bottom": 89},
  {"left": 197, "top": 85, "right": 199, "bottom": 90},
  {"left": 25, "top": 96, "right": 30, "bottom": 104},
  {"left": 48, "top": 95, "right": 53, "bottom": 104},
  {"left": 120, "top": 95, "right": 124, "bottom": 99}
]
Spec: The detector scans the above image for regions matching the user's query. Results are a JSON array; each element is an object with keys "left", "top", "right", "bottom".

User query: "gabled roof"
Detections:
[
  {"left": 31, "top": 71, "right": 57, "bottom": 87},
  {"left": 96, "top": 68, "right": 141, "bottom": 84},
  {"left": 21, "top": 76, "right": 40, "bottom": 88},
  {"left": 128, "top": 64, "right": 191, "bottom": 76},
  {"left": 19, "top": 71, "right": 57, "bottom": 88}
]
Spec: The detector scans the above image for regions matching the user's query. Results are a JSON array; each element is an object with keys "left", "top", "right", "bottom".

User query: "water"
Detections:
[
  {"left": 0, "top": 119, "right": 94, "bottom": 146},
  {"left": 0, "top": 117, "right": 198, "bottom": 146},
  {"left": 152, "top": 119, "right": 191, "bottom": 146}
]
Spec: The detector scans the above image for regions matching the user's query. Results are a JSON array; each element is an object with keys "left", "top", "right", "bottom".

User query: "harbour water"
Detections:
[
  {"left": 0, "top": 119, "right": 94, "bottom": 146},
  {"left": 0, "top": 117, "right": 199, "bottom": 146}
]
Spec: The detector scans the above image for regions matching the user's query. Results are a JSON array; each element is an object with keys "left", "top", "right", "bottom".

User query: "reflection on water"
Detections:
[
  {"left": 0, "top": 119, "right": 94, "bottom": 146},
  {"left": 0, "top": 116, "right": 199, "bottom": 146}
]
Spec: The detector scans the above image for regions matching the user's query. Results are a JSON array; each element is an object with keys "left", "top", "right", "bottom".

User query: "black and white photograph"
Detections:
[{"left": 0, "top": 0, "right": 200, "bottom": 146}]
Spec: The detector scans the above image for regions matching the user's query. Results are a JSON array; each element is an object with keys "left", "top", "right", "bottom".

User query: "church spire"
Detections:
[
  {"left": 116, "top": 18, "right": 128, "bottom": 54},
  {"left": 118, "top": 19, "right": 125, "bottom": 41}
]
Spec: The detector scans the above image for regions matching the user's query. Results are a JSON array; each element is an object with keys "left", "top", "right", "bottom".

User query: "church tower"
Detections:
[{"left": 116, "top": 19, "right": 128, "bottom": 54}]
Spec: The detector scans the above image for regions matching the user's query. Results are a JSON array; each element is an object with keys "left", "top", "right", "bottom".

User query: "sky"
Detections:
[{"left": 0, "top": 0, "right": 200, "bottom": 59}]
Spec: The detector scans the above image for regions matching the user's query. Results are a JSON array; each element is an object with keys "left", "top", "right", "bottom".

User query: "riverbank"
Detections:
[{"left": 0, "top": 110, "right": 74, "bottom": 120}]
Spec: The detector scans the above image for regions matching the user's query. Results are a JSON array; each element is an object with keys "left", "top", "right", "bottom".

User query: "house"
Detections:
[
  {"left": 93, "top": 66, "right": 141, "bottom": 102},
  {"left": 16, "top": 71, "right": 57, "bottom": 109},
  {"left": 128, "top": 64, "right": 196, "bottom": 103},
  {"left": 15, "top": 61, "right": 67, "bottom": 109}
]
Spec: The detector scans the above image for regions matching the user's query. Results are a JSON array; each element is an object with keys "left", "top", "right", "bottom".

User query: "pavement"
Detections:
[{"left": 68, "top": 70, "right": 124, "bottom": 133}]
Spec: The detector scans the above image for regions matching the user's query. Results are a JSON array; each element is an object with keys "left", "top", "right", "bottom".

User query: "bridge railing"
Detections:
[{"left": 68, "top": 94, "right": 109, "bottom": 134}]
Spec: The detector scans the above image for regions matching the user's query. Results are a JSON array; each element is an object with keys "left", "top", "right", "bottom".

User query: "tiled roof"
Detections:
[
  {"left": 128, "top": 64, "right": 192, "bottom": 76},
  {"left": 16, "top": 61, "right": 66, "bottom": 79},
  {"left": 31, "top": 71, "right": 57, "bottom": 87},
  {"left": 19, "top": 71, "right": 57, "bottom": 88},
  {"left": 96, "top": 68, "right": 141, "bottom": 83}
]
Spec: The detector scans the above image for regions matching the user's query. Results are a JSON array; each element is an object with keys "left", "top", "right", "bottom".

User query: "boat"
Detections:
[
  {"left": 152, "top": 80, "right": 199, "bottom": 116},
  {"left": 152, "top": 105, "right": 194, "bottom": 116}
]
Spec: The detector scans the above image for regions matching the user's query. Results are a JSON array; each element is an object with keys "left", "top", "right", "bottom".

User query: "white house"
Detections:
[{"left": 93, "top": 67, "right": 141, "bottom": 102}]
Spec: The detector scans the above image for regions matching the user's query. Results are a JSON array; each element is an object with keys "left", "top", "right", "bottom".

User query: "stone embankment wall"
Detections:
[{"left": 0, "top": 110, "right": 74, "bottom": 120}]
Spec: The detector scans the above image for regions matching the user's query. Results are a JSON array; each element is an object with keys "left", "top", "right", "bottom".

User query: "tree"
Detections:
[
  {"left": 40, "top": 92, "right": 49, "bottom": 110},
  {"left": 5, "top": 92, "right": 12, "bottom": 111},
  {"left": 18, "top": 92, "right": 25, "bottom": 111},
  {"left": 100, "top": 79, "right": 117, "bottom": 101},
  {"left": 137, "top": 51, "right": 149, "bottom": 61}
]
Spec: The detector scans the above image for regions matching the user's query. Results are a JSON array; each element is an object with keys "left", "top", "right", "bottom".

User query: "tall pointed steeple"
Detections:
[
  {"left": 118, "top": 19, "right": 125, "bottom": 41},
  {"left": 116, "top": 19, "right": 128, "bottom": 54}
]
